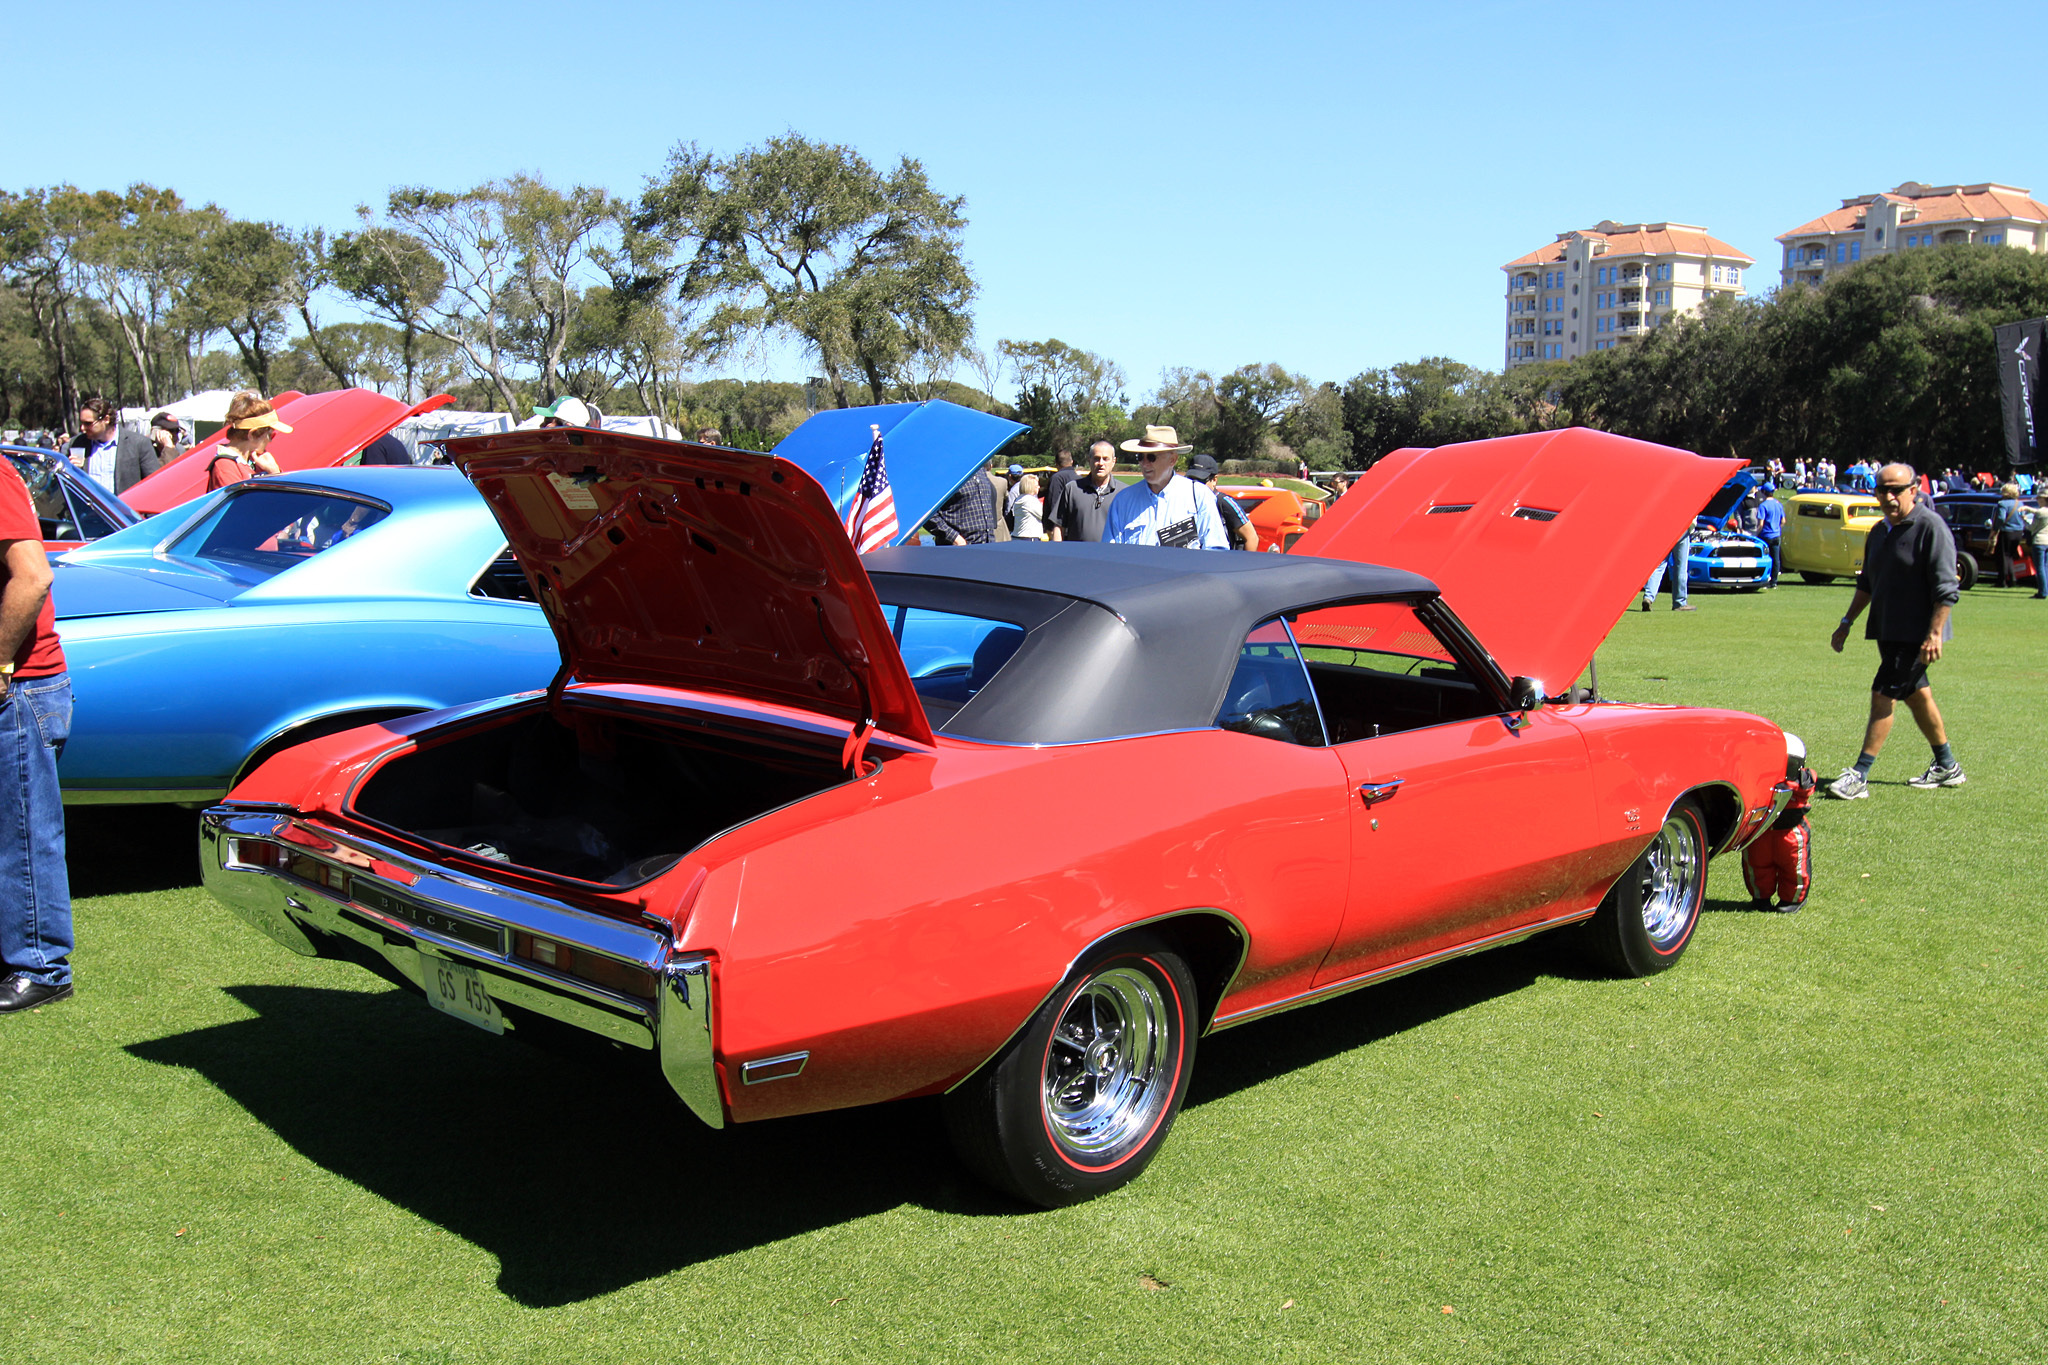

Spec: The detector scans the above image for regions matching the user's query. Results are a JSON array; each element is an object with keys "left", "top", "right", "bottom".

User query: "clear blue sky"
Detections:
[{"left": 17, "top": 0, "right": 2047, "bottom": 401}]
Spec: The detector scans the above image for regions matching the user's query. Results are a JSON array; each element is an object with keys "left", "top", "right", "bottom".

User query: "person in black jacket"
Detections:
[{"left": 1826, "top": 463, "right": 1963, "bottom": 797}]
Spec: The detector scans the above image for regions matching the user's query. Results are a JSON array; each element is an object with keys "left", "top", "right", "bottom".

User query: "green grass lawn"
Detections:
[{"left": 4, "top": 581, "right": 2044, "bottom": 1363}]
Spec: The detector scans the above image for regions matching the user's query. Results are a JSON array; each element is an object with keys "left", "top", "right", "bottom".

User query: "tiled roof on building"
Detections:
[
  {"left": 1502, "top": 221, "right": 1752, "bottom": 270},
  {"left": 1778, "top": 183, "right": 2048, "bottom": 241}
]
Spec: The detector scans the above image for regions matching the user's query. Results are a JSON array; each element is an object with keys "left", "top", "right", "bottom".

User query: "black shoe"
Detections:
[{"left": 0, "top": 973, "right": 73, "bottom": 1014}]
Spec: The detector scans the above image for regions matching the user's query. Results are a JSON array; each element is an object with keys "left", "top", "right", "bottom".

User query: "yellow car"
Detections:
[
  {"left": 1781, "top": 491, "right": 1883, "bottom": 584},
  {"left": 1781, "top": 489, "right": 1981, "bottom": 588}
]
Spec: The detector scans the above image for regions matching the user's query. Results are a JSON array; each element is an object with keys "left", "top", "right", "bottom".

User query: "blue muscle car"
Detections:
[
  {"left": 54, "top": 466, "right": 560, "bottom": 805},
  {"left": 1687, "top": 471, "right": 1773, "bottom": 590}
]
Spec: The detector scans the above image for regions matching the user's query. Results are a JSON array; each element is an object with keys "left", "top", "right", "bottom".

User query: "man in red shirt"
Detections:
[{"left": 0, "top": 459, "right": 72, "bottom": 1013}]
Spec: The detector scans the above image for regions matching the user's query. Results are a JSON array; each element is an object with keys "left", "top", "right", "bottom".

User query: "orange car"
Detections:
[{"left": 1218, "top": 485, "right": 1319, "bottom": 551}]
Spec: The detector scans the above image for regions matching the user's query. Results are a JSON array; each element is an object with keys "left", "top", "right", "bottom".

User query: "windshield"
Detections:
[{"left": 165, "top": 487, "right": 388, "bottom": 584}]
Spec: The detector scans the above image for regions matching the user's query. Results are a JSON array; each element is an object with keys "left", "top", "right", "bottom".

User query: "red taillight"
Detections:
[
  {"left": 235, "top": 838, "right": 283, "bottom": 869},
  {"left": 513, "top": 931, "right": 655, "bottom": 1000},
  {"left": 233, "top": 839, "right": 349, "bottom": 895}
]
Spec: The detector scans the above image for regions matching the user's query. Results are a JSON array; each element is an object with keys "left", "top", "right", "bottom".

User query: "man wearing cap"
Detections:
[
  {"left": 0, "top": 456, "right": 72, "bottom": 1013},
  {"left": 1104, "top": 426, "right": 1228, "bottom": 550},
  {"left": 1182, "top": 452, "right": 1257, "bottom": 551},
  {"left": 1048, "top": 440, "right": 1123, "bottom": 543},
  {"left": 534, "top": 396, "right": 602, "bottom": 429}
]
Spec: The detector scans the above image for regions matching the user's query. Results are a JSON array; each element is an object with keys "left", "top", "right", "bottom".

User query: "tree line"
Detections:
[{"left": 5, "top": 139, "right": 2044, "bottom": 475}]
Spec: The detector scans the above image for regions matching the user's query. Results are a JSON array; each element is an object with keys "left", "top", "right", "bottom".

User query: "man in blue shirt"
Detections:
[
  {"left": 1755, "top": 488, "right": 1785, "bottom": 586},
  {"left": 1104, "top": 426, "right": 1228, "bottom": 550}
]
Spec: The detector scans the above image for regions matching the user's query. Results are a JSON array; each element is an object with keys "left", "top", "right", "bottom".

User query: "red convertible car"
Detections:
[{"left": 201, "top": 426, "right": 1802, "bottom": 1206}]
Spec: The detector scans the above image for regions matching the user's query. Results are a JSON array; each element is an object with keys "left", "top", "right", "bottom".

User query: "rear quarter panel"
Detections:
[
  {"left": 61, "top": 601, "right": 556, "bottom": 796},
  {"left": 697, "top": 728, "right": 1354, "bottom": 1123}
]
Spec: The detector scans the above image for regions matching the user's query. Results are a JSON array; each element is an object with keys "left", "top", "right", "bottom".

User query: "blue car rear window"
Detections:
[{"left": 167, "top": 488, "right": 389, "bottom": 583}]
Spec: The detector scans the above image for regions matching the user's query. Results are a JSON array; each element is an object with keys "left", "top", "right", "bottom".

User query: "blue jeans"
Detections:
[
  {"left": 2034, "top": 545, "right": 2047, "bottom": 597},
  {"left": 1643, "top": 542, "right": 1690, "bottom": 606},
  {"left": 1, "top": 672, "right": 72, "bottom": 986}
]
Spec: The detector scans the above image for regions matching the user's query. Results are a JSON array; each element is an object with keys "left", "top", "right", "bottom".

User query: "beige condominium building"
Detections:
[
  {"left": 1502, "top": 222, "right": 1752, "bottom": 369},
  {"left": 1778, "top": 182, "right": 2048, "bottom": 288}
]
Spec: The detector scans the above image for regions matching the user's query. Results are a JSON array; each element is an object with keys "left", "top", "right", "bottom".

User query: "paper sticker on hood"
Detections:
[
  {"left": 447, "top": 427, "right": 933, "bottom": 748},
  {"left": 1293, "top": 427, "right": 1743, "bottom": 690}
]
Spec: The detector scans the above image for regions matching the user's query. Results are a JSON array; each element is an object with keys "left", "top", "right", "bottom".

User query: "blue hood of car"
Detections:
[
  {"left": 50, "top": 557, "right": 247, "bottom": 620},
  {"left": 772, "top": 401, "right": 1027, "bottom": 546}
]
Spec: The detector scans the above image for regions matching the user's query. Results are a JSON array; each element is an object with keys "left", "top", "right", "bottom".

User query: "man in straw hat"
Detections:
[{"left": 1104, "top": 426, "right": 1228, "bottom": 550}]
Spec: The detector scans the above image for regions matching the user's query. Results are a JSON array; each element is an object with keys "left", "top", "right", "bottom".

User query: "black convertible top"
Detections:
[{"left": 863, "top": 542, "right": 1440, "bottom": 745}]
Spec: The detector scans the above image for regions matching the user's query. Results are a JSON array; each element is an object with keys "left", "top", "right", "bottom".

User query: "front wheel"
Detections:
[
  {"left": 943, "top": 934, "right": 1198, "bottom": 1207},
  {"left": 1587, "top": 799, "right": 1708, "bottom": 977},
  {"left": 1798, "top": 571, "right": 1834, "bottom": 585},
  {"left": 1956, "top": 553, "right": 1979, "bottom": 591}
]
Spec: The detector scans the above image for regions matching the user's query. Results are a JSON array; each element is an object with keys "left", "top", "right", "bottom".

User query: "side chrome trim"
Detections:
[
  {"left": 942, "top": 907, "right": 1251, "bottom": 1093},
  {"left": 1209, "top": 904, "right": 1598, "bottom": 1031},
  {"left": 739, "top": 1051, "right": 809, "bottom": 1085},
  {"left": 63, "top": 785, "right": 224, "bottom": 806}
]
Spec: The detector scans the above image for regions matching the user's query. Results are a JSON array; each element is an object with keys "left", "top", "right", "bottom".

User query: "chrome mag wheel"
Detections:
[
  {"left": 1042, "top": 966, "right": 1175, "bottom": 1163},
  {"left": 1639, "top": 811, "right": 1703, "bottom": 949}
]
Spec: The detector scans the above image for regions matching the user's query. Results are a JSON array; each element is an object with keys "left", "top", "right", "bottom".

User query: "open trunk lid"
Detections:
[
  {"left": 446, "top": 427, "right": 934, "bottom": 749},
  {"left": 1293, "top": 427, "right": 1743, "bottom": 689}
]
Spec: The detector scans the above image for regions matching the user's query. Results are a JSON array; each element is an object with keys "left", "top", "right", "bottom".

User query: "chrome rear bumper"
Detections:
[{"left": 199, "top": 805, "right": 724, "bottom": 1128}]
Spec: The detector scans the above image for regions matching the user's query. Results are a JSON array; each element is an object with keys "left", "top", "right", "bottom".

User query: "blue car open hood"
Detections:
[
  {"left": 772, "top": 401, "right": 1026, "bottom": 546},
  {"left": 50, "top": 557, "right": 246, "bottom": 620}
]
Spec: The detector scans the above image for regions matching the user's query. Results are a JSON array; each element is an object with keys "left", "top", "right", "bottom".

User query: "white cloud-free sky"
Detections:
[{"left": 15, "top": 0, "right": 2046, "bottom": 400}]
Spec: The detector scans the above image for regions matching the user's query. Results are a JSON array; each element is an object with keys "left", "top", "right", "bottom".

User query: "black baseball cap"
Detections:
[{"left": 1184, "top": 452, "right": 1219, "bottom": 480}]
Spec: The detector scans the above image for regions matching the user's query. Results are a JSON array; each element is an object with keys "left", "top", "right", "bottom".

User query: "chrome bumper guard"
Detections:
[
  {"left": 199, "top": 805, "right": 725, "bottom": 1129},
  {"left": 1728, "top": 779, "right": 1798, "bottom": 853}
]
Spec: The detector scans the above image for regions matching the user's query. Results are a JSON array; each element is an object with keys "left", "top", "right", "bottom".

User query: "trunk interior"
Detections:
[{"left": 350, "top": 703, "right": 850, "bottom": 886}]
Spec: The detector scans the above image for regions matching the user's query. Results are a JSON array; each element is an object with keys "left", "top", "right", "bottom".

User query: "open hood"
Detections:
[
  {"left": 1292, "top": 428, "right": 1743, "bottom": 690},
  {"left": 772, "top": 400, "right": 1026, "bottom": 545},
  {"left": 447, "top": 427, "right": 934, "bottom": 749},
  {"left": 125, "top": 389, "right": 454, "bottom": 515}
]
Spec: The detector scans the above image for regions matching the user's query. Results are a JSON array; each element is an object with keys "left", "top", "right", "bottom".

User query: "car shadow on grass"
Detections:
[
  {"left": 126, "top": 983, "right": 1008, "bottom": 1306},
  {"left": 65, "top": 804, "right": 203, "bottom": 897},
  {"left": 1185, "top": 933, "right": 1598, "bottom": 1110},
  {"left": 124, "top": 934, "right": 1618, "bottom": 1304}
]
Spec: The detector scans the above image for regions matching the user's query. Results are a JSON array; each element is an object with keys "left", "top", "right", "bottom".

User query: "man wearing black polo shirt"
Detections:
[{"left": 1826, "top": 463, "right": 1963, "bottom": 798}]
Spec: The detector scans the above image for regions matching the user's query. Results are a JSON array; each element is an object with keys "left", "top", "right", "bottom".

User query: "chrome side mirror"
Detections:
[{"left": 1509, "top": 677, "right": 1546, "bottom": 714}]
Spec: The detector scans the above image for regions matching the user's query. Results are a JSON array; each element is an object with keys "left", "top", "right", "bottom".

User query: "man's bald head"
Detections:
[{"left": 1876, "top": 463, "right": 1919, "bottom": 523}]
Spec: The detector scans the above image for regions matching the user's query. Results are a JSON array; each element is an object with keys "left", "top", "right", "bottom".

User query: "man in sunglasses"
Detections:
[
  {"left": 1826, "top": 463, "right": 1963, "bottom": 798},
  {"left": 1104, "top": 426, "right": 1227, "bottom": 550}
]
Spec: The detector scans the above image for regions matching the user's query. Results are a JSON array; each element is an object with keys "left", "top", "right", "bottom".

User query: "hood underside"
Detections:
[{"left": 1292, "top": 427, "right": 1744, "bottom": 690}]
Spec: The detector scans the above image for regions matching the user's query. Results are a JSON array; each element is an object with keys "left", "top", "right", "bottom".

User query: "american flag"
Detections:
[{"left": 843, "top": 425, "right": 898, "bottom": 553}]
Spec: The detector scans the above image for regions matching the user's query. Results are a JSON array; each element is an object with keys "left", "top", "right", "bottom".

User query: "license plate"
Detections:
[{"left": 421, "top": 953, "right": 504, "bottom": 1034}]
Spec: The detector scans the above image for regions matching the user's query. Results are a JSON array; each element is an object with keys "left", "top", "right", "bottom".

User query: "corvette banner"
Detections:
[{"left": 1994, "top": 316, "right": 2046, "bottom": 467}]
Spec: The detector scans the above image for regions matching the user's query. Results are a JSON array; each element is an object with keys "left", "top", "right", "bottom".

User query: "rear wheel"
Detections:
[
  {"left": 943, "top": 934, "right": 1198, "bottom": 1207},
  {"left": 1956, "top": 553, "right": 1979, "bottom": 591},
  {"left": 1587, "top": 799, "right": 1707, "bottom": 977}
]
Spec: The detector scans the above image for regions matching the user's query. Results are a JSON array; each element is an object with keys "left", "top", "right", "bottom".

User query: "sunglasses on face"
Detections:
[{"left": 1138, "top": 451, "right": 1175, "bottom": 462}]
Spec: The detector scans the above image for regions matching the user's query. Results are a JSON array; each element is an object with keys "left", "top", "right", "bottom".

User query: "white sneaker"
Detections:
[
  {"left": 1827, "top": 767, "right": 1869, "bottom": 800},
  {"left": 1907, "top": 761, "right": 1966, "bottom": 789}
]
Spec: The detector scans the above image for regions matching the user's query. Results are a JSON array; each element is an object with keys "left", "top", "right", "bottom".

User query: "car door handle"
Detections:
[{"left": 1358, "top": 778, "right": 1404, "bottom": 806}]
